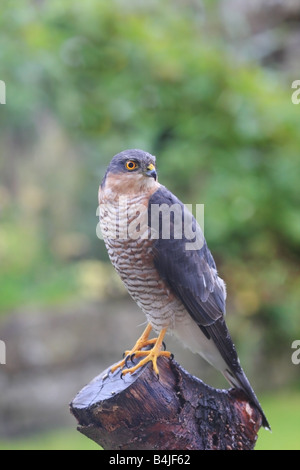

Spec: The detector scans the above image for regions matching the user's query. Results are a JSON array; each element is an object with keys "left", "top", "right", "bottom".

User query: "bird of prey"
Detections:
[{"left": 98, "top": 149, "right": 270, "bottom": 430}]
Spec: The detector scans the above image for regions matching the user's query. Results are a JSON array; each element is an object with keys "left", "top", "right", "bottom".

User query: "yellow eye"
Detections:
[{"left": 125, "top": 160, "right": 138, "bottom": 171}]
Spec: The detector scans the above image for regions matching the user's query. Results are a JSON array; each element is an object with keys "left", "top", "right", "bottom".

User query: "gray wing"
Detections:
[
  {"left": 148, "top": 186, "right": 241, "bottom": 370},
  {"left": 148, "top": 185, "right": 226, "bottom": 330}
]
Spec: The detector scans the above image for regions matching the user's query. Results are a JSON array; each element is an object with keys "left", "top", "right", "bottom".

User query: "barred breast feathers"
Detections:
[{"left": 98, "top": 175, "right": 185, "bottom": 331}]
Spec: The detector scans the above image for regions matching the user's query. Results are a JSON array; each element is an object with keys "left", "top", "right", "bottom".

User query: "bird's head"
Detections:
[{"left": 101, "top": 149, "right": 159, "bottom": 195}]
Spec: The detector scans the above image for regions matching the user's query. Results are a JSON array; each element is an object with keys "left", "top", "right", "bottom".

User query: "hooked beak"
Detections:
[{"left": 145, "top": 163, "right": 157, "bottom": 181}]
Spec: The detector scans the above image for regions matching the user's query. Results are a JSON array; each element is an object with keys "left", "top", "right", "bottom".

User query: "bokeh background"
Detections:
[{"left": 0, "top": 0, "right": 300, "bottom": 450}]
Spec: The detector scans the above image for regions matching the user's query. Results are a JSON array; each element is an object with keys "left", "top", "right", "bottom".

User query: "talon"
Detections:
[
  {"left": 170, "top": 353, "right": 174, "bottom": 360},
  {"left": 162, "top": 341, "right": 166, "bottom": 351},
  {"left": 130, "top": 353, "right": 136, "bottom": 362},
  {"left": 125, "top": 355, "right": 131, "bottom": 368}
]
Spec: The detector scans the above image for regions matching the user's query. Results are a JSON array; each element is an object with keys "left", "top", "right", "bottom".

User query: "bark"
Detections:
[{"left": 70, "top": 357, "right": 262, "bottom": 450}]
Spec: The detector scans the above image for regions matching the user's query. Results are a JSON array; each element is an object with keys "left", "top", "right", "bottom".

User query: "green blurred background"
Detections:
[{"left": 0, "top": 0, "right": 299, "bottom": 450}]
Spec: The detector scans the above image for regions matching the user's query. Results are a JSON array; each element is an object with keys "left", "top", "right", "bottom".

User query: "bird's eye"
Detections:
[{"left": 125, "top": 160, "right": 138, "bottom": 171}]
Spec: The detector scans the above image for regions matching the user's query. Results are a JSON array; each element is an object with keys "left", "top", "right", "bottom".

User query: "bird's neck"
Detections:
[{"left": 100, "top": 173, "right": 160, "bottom": 203}]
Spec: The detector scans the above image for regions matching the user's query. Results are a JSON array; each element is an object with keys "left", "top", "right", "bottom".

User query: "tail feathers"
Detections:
[{"left": 223, "top": 368, "right": 271, "bottom": 431}]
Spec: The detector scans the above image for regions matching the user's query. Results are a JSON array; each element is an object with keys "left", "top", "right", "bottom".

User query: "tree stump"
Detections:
[{"left": 70, "top": 356, "right": 262, "bottom": 450}]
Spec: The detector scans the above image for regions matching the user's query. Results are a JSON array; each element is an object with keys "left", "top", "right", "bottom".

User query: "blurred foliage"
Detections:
[
  {"left": 0, "top": 428, "right": 99, "bottom": 450},
  {"left": 0, "top": 0, "right": 299, "bottom": 388},
  {"left": 255, "top": 390, "right": 300, "bottom": 450}
]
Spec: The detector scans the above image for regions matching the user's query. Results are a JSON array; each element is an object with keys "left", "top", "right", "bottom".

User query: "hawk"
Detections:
[{"left": 98, "top": 149, "right": 270, "bottom": 430}]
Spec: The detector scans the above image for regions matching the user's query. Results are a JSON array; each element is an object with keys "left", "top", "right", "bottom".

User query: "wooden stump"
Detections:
[{"left": 70, "top": 356, "right": 262, "bottom": 450}]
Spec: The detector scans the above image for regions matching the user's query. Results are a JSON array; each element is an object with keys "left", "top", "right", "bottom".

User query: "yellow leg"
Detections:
[
  {"left": 110, "top": 323, "right": 155, "bottom": 373},
  {"left": 121, "top": 327, "right": 171, "bottom": 377}
]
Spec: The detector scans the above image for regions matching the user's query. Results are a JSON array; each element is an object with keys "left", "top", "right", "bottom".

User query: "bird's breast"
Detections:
[{"left": 98, "top": 191, "right": 186, "bottom": 331}]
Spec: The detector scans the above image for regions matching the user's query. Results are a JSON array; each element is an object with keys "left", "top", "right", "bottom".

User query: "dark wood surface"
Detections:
[{"left": 70, "top": 356, "right": 262, "bottom": 450}]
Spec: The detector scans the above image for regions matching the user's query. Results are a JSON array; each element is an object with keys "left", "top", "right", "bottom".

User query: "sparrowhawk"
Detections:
[{"left": 98, "top": 148, "right": 270, "bottom": 430}]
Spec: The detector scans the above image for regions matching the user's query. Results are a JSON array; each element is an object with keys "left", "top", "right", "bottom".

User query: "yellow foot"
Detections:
[
  {"left": 110, "top": 323, "right": 154, "bottom": 374},
  {"left": 110, "top": 325, "right": 172, "bottom": 377}
]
